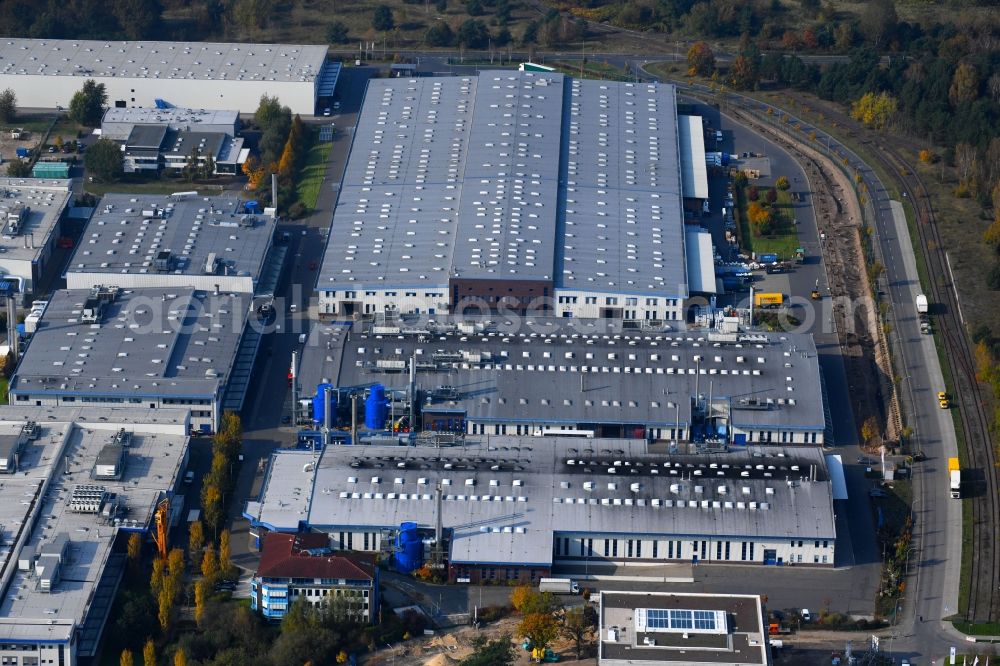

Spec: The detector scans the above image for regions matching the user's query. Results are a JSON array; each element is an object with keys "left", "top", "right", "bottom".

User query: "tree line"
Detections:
[{"left": 241, "top": 95, "right": 312, "bottom": 217}]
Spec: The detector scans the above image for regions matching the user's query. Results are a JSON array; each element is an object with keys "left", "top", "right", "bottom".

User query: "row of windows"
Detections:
[
  {"left": 336, "top": 531, "right": 380, "bottom": 551},
  {"left": 747, "top": 431, "right": 820, "bottom": 444},
  {"left": 556, "top": 538, "right": 830, "bottom": 563}
]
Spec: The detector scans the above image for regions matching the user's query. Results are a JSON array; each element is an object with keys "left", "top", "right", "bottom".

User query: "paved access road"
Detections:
[
  {"left": 227, "top": 66, "right": 375, "bottom": 567},
  {"left": 659, "top": 79, "right": 964, "bottom": 662}
]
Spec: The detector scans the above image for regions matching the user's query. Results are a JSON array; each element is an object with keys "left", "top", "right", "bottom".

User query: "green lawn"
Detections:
[
  {"left": 295, "top": 130, "right": 333, "bottom": 212},
  {"left": 551, "top": 60, "right": 633, "bottom": 81},
  {"left": 953, "top": 619, "right": 1000, "bottom": 636},
  {"left": 4, "top": 114, "right": 57, "bottom": 134},
  {"left": 84, "top": 180, "right": 224, "bottom": 197},
  {"left": 0, "top": 377, "right": 7, "bottom": 405},
  {"left": 736, "top": 184, "right": 800, "bottom": 260}
]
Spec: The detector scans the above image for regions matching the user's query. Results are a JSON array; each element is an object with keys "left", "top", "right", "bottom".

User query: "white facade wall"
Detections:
[
  {"left": 554, "top": 289, "right": 684, "bottom": 322},
  {"left": 466, "top": 419, "right": 824, "bottom": 446},
  {"left": 10, "top": 394, "right": 218, "bottom": 431},
  {"left": 0, "top": 636, "right": 72, "bottom": 666},
  {"left": 330, "top": 529, "right": 383, "bottom": 553},
  {"left": 733, "top": 426, "right": 824, "bottom": 446},
  {"left": 0, "top": 75, "right": 317, "bottom": 115},
  {"left": 319, "top": 287, "right": 685, "bottom": 321},
  {"left": 0, "top": 256, "right": 38, "bottom": 293},
  {"left": 555, "top": 532, "right": 835, "bottom": 567},
  {"left": 318, "top": 288, "right": 448, "bottom": 317},
  {"left": 286, "top": 584, "right": 373, "bottom": 620},
  {"left": 65, "top": 271, "right": 256, "bottom": 294}
]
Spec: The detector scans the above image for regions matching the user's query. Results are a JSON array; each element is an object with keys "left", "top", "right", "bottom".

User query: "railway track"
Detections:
[{"left": 873, "top": 144, "right": 1000, "bottom": 623}]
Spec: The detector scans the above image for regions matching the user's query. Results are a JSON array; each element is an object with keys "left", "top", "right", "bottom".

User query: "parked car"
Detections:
[{"left": 857, "top": 456, "right": 876, "bottom": 466}]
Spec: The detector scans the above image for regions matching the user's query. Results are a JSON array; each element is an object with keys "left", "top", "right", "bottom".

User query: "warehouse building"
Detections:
[
  {"left": 250, "top": 532, "right": 379, "bottom": 622},
  {"left": 0, "top": 39, "right": 333, "bottom": 115},
  {"left": 316, "top": 71, "right": 716, "bottom": 322},
  {"left": 598, "top": 591, "right": 771, "bottom": 665},
  {"left": 298, "top": 316, "right": 828, "bottom": 446},
  {"left": 101, "top": 106, "right": 240, "bottom": 141},
  {"left": 0, "top": 407, "right": 190, "bottom": 666},
  {"left": 244, "top": 439, "right": 837, "bottom": 586},
  {"left": 0, "top": 177, "right": 72, "bottom": 296},
  {"left": 65, "top": 192, "right": 275, "bottom": 293},
  {"left": 8, "top": 286, "right": 251, "bottom": 432}
]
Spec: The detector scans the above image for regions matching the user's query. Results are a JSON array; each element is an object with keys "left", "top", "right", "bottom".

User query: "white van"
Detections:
[{"left": 184, "top": 471, "right": 195, "bottom": 485}]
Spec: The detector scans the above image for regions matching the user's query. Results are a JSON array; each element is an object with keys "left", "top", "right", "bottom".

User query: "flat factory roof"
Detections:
[
  {"left": 101, "top": 107, "right": 239, "bottom": 140},
  {"left": 0, "top": 178, "right": 71, "bottom": 264},
  {"left": 678, "top": 115, "right": 709, "bottom": 200},
  {"left": 0, "top": 423, "right": 70, "bottom": 592},
  {"left": 558, "top": 77, "right": 686, "bottom": 296},
  {"left": 160, "top": 130, "right": 226, "bottom": 160},
  {"left": 0, "top": 422, "right": 187, "bottom": 639},
  {"left": 247, "top": 439, "right": 836, "bottom": 569},
  {"left": 66, "top": 193, "right": 275, "bottom": 283},
  {"left": 299, "top": 316, "right": 825, "bottom": 432},
  {"left": 599, "top": 591, "right": 768, "bottom": 665},
  {"left": 685, "top": 229, "right": 716, "bottom": 294},
  {"left": 11, "top": 287, "right": 249, "bottom": 400},
  {"left": 0, "top": 39, "right": 328, "bottom": 84},
  {"left": 318, "top": 72, "right": 689, "bottom": 298},
  {"left": 0, "top": 405, "right": 192, "bottom": 429},
  {"left": 125, "top": 125, "right": 168, "bottom": 151}
]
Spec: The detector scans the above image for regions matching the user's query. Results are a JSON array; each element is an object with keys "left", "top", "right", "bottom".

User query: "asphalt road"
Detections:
[
  {"left": 227, "top": 66, "right": 374, "bottom": 565},
  {"left": 657, "top": 78, "right": 964, "bottom": 662}
]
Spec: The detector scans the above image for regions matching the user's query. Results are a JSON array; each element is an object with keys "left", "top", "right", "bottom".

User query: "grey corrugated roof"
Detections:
[
  {"left": 299, "top": 317, "right": 825, "bottom": 432},
  {"left": 317, "top": 72, "right": 689, "bottom": 299},
  {"left": 318, "top": 75, "right": 477, "bottom": 291},
  {"left": 125, "top": 125, "right": 167, "bottom": 150},
  {"left": 558, "top": 78, "right": 686, "bottom": 296},
  {"left": 250, "top": 439, "right": 836, "bottom": 568},
  {"left": 10, "top": 287, "right": 249, "bottom": 400},
  {"left": 0, "top": 39, "right": 327, "bottom": 82},
  {"left": 161, "top": 130, "right": 225, "bottom": 158},
  {"left": 101, "top": 107, "right": 238, "bottom": 140},
  {"left": 450, "top": 72, "right": 564, "bottom": 283},
  {"left": 66, "top": 193, "right": 274, "bottom": 281}
]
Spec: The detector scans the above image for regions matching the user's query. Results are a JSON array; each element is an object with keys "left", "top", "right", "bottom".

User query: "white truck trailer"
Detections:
[{"left": 538, "top": 578, "right": 579, "bottom": 594}]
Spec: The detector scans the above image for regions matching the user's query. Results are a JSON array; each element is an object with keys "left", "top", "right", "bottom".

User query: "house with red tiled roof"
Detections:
[{"left": 250, "top": 532, "right": 379, "bottom": 622}]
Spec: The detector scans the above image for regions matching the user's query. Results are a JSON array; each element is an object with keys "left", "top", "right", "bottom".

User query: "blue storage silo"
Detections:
[
  {"left": 395, "top": 521, "right": 423, "bottom": 573},
  {"left": 365, "top": 384, "right": 388, "bottom": 429},
  {"left": 312, "top": 383, "right": 334, "bottom": 424}
]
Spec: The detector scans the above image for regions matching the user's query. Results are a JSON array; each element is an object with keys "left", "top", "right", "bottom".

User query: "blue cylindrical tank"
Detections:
[
  {"left": 395, "top": 521, "right": 422, "bottom": 573},
  {"left": 245, "top": 200, "right": 260, "bottom": 213},
  {"left": 312, "top": 383, "right": 333, "bottom": 423},
  {"left": 365, "top": 384, "right": 388, "bottom": 429}
]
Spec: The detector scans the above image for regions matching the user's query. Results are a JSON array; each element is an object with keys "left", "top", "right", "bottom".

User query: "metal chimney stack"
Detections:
[
  {"left": 271, "top": 173, "right": 278, "bottom": 215},
  {"left": 290, "top": 350, "right": 299, "bottom": 425},
  {"left": 6, "top": 289, "right": 18, "bottom": 364}
]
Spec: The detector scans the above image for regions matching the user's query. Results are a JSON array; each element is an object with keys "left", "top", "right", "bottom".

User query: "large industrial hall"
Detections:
[
  {"left": 244, "top": 438, "right": 838, "bottom": 585},
  {"left": 0, "top": 38, "right": 335, "bottom": 114},
  {"left": 316, "top": 70, "right": 714, "bottom": 322},
  {"left": 297, "top": 315, "right": 828, "bottom": 447}
]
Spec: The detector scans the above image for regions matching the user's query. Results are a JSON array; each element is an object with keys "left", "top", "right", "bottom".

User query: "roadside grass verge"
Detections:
[
  {"left": 84, "top": 179, "right": 224, "bottom": 197},
  {"left": 735, "top": 183, "right": 800, "bottom": 259},
  {"left": 295, "top": 129, "right": 332, "bottom": 212}
]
